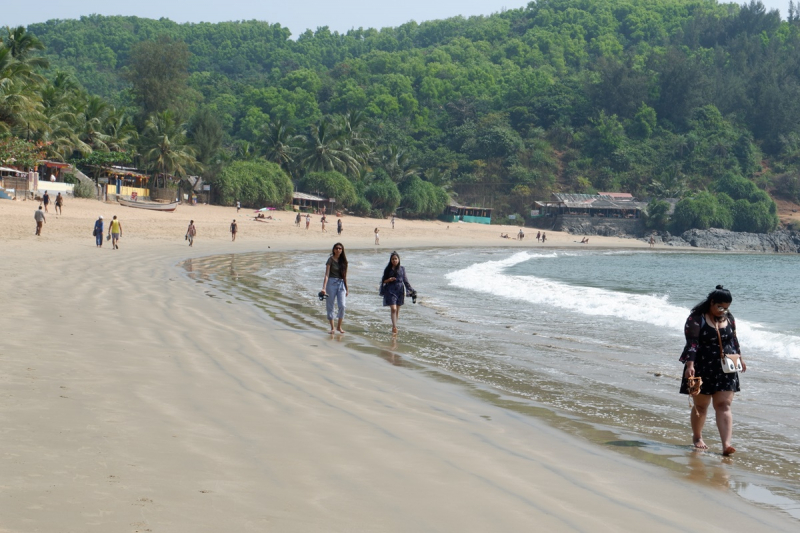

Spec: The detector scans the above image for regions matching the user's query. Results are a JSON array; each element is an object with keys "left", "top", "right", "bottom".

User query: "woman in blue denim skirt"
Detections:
[{"left": 321, "top": 243, "right": 348, "bottom": 334}]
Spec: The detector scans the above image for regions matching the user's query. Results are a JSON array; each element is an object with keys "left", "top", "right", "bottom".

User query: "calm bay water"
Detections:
[{"left": 184, "top": 247, "right": 800, "bottom": 518}]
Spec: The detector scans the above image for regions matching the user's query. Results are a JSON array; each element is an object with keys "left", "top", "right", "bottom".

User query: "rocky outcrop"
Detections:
[
  {"left": 643, "top": 228, "right": 800, "bottom": 252},
  {"left": 680, "top": 228, "right": 800, "bottom": 252}
]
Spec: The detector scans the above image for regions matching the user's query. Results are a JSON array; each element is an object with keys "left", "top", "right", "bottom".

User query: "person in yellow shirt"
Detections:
[{"left": 108, "top": 215, "right": 122, "bottom": 249}]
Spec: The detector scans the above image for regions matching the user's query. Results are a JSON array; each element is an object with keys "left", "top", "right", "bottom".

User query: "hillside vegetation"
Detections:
[{"left": 4, "top": 0, "right": 800, "bottom": 231}]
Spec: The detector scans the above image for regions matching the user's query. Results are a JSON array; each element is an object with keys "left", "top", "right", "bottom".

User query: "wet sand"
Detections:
[{"left": 1, "top": 197, "right": 795, "bottom": 531}]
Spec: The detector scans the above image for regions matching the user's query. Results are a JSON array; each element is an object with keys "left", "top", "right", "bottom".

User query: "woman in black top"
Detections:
[
  {"left": 679, "top": 285, "right": 746, "bottom": 455},
  {"left": 381, "top": 251, "right": 414, "bottom": 335},
  {"left": 321, "top": 243, "right": 348, "bottom": 334}
]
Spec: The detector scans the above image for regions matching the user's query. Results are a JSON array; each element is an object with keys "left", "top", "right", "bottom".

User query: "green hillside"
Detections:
[{"left": 4, "top": 0, "right": 800, "bottom": 230}]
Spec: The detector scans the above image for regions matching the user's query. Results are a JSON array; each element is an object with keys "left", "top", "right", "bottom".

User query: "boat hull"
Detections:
[{"left": 118, "top": 199, "right": 179, "bottom": 212}]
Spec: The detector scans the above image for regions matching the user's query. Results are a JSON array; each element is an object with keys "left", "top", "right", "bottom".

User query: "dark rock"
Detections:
[{"left": 680, "top": 228, "right": 800, "bottom": 253}]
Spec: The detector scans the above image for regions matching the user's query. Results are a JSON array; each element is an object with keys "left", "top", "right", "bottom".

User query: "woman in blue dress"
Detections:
[{"left": 381, "top": 251, "right": 414, "bottom": 335}]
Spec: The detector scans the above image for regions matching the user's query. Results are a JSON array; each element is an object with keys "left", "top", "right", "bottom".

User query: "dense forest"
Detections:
[{"left": 3, "top": 0, "right": 800, "bottom": 231}]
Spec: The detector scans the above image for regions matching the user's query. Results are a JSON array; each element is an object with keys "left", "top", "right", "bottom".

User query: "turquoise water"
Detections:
[{"left": 185, "top": 247, "right": 800, "bottom": 517}]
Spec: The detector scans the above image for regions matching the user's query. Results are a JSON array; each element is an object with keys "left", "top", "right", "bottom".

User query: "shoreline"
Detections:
[{"left": 2, "top": 199, "right": 798, "bottom": 530}]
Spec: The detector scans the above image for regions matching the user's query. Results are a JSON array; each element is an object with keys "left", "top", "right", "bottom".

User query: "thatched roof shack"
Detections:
[
  {"left": 293, "top": 192, "right": 334, "bottom": 213},
  {"left": 534, "top": 193, "right": 647, "bottom": 219}
]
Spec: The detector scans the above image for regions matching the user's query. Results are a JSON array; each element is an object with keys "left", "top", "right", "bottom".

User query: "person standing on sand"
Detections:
[
  {"left": 518, "top": 228, "right": 524, "bottom": 240},
  {"left": 230, "top": 219, "right": 238, "bottom": 241},
  {"left": 42, "top": 191, "right": 50, "bottom": 213},
  {"left": 649, "top": 235, "right": 655, "bottom": 248},
  {"left": 541, "top": 232, "right": 546, "bottom": 243},
  {"left": 391, "top": 214, "right": 395, "bottom": 229},
  {"left": 305, "top": 214, "right": 311, "bottom": 230},
  {"left": 321, "top": 216, "right": 327, "bottom": 232},
  {"left": 108, "top": 215, "right": 122, "bottom": 249},
  {"left": 55, "top": 193, "right": 63, "bottom": 215},
  {"left": 93, "top": 215, "right": 104, "bottom": 247},
  {"left": 536, "top": 231, "right": 541, "bottom": 242},
  {"left": 381, "top": 251, "right": 415, "bottom": 335},
  {"left": 374, "top": 227, "right": 380, "bottom": 245},
  {"left": 295, "top": 212, "right": 302, "bottom": 227},
  {"left": 321, "top": 243, "right": 348, "bottom": 334},
  {"left": 679, "top": 286, "right": 746, "bottom": 455},
  {"left": 337, "top": 218, "right": 343, "bottom": 236},
  {"left": 186, "top": 220, "right": 197, "bottom": 246},
  {"left": 236, "top": 201, "right": 241, "bottom": 213},
  {"left": 34, "top": 205, "right": 46, "bottom": 236}
]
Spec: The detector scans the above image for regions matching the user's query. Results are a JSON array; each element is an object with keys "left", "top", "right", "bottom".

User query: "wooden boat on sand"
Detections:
[{"left": 118, "top": 198, "right": 179, "bottom": 212}]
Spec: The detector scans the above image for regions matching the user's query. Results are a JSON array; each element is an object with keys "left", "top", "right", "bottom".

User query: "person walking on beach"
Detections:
[
  {"left": 391, "top": 214, "right": 395, "bottom": 229},
  {"left": 305, "top": 214, "right": 311, "bottom": 230},
  {"left": 536, "top": 231, "right": 541, "bottom": 242},
  {"left": 108, "top": 215, "right": 122, "bottom": 249},
  {"left": 380, "top": 251, "right": 415, "bottom": 335},
  {"left": 679, "top": 285, "right": 746, "bottom": 455},
  {"left": 321, "top": 215, "right": 327, "bottom": 232},
  {"left": 295, "top": 212, "right": 302, "bottom": 227},
  {"left": 186, "top": 220, "right": 197, "bottom": 246},
  {"left": 34, "top": 205, "right": 46, "bottom": 236},
  {"left": 230, "top": 219, "right": 238, "bottom": 241},
  {"left": 541, "top": 232, "right": 547, "bottom": 243},
  {"left": 55, "top": 192, "right": 63, "bottom": 215},
  {"left": 374, "top": 227, "right": 380, "bottom": 245},
  {"left": 236, "top": 200, "right": 241, "bottom": 213},
  {"left": 649, "top": 235, "right": 655, "bottom": 248},
  {"left": 337, "top": 218, "right": 342, "bottom": 236},
  {"left": 93, "top": 215, "right": 104, "bottom": 247},
  {"left": 518, "top": 228, "right": 524, "bottom": 240},
  {"left": 42, "top": 191, "right": 50, "bottom": 213},
  {"left": 321, "top": 243, "right": 348, "bottom": 334}
]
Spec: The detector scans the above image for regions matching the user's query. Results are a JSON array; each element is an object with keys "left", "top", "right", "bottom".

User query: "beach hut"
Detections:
[
  {"left": 292, "top": 192, "right": 334, "bottom": 213},
  {"left": 440, "top": 203, "right": 493, "bottom": 224}
]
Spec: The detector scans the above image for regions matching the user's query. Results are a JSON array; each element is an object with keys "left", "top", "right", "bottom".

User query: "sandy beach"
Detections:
[{"left": 1, "top": 197, "right": 796, "bottom": 532}]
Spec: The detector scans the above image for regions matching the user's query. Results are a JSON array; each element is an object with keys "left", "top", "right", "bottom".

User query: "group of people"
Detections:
[
  {"left": 91, "top": 215, "right": 122, "bottom": 248},
  {"left": 294, "top": 212, "right": 344, "bottom": 235},
  {"left": 321, "top": 244, "right": 415, "bottom": 336},
  {"left": 40, "top": 191, "right": 64, "bottom": 215}
]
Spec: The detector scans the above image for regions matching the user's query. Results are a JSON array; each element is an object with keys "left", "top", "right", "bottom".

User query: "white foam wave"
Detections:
[{"left": 445, "top": 252, "right": 800, "bottom": 360}]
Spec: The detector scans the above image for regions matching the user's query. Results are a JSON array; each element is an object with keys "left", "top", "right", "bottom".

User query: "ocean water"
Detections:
[{"left": 184, "top": 247, "right": 800, "bottom": 517}]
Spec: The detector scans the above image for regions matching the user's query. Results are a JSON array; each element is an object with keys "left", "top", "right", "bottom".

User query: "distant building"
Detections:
[
  {"left": 440, "top": 202, "right": 493, "bottom": 224},
  {"left": 534, "top": 193, "right": 646, "bottom": 219},
  {"left": 293, "top": 192, "right": 334, "bottom": 212}
]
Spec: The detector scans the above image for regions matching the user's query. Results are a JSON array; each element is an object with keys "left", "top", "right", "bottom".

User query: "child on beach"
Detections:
[{"left": 374, "top": 228, "right": 380, "bottom": 245}]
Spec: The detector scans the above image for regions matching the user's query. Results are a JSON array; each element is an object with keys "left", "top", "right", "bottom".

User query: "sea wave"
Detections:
[{"left": 445, "top": 252, "right": 800, "bottom": 361}]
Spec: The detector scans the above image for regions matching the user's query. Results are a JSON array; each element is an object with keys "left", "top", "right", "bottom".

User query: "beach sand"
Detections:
[{"left": 1, "top": 197, "right": 794, "bottom": 531}]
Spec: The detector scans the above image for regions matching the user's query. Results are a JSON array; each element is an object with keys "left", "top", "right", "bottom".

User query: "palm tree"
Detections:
[
  {"left": 381, "top": 144, "right": 419, "bottom": 183},
  {"left": 260, "top": 118, "right": 301, "bottom": 174},
  {"left": 142, "top": 110, "right": 200, "bottom": 188},
  {"left": 299, "top": 119, "right": 360, "bottom": 176},
  {"left": 0, "top": 45, "right": 42, "bottom": 135}
]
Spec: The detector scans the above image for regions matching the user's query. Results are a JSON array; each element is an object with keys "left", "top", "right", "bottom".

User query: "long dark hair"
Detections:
[
  {"left": 331, "top": 243, "right": 347, "bottom": 275},
  {"left": 691, "top": 285, "right": 733, "bottom": 316},
  {"left": 382, "top": 251, "right": 400, "bottom": 281}
]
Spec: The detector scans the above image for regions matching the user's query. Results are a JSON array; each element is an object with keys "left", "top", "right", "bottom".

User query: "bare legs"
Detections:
[
  {"left": 327, "top": 318, "right": 344, "bottom": 334},
  {"left": 389, "top": 305, "right": 400, "bottom": 334},
  {"left": 690, "top": 391, "right": 734, "bottom": 454}
]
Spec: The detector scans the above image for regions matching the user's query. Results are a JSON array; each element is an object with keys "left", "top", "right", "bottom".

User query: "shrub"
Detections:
[
  {"left": 399, "top": 176, "right": 449, "bottom": 218},
  {"left": 364, "top": 178, "right": 401, "bottom": 217},
  {"left": 645, "top": 199, "right": 670, "bottom": 230},
  {"left": 298, "top": 171, "right": 357, "bottom": 208},
  {"left": 732, "top": 199, "right": 779, "bottom": 233},
  {"left": 72, "top": 180, "right": 96, "bottom": 198},
  {"left": 215, "top": 160, "right": 293, "bottom": 207},
  {"left": 670, "top": 192, "right": 732, "bottom": 233}
]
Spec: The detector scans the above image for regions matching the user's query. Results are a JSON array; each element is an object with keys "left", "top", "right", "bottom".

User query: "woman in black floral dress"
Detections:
[{"left": 680, "top": 285, "right": 747, "bottom": 455}]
